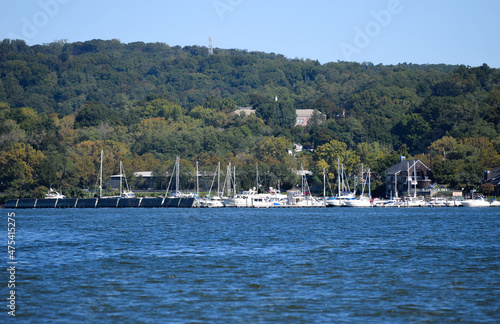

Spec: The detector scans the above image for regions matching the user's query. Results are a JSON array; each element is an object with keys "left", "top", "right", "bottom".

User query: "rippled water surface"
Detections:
[{"left": 5, "top": 207, "right": 500, "bottom": 323}]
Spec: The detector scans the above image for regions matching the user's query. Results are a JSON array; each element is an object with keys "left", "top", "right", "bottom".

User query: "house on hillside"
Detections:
[
  {"left": 385, "top": 157, "right": 432, "bottom": 198},
  {"left": 234, "top": 107, "right": 255, "bottom": 116},
  {"left": 485, "top": 166, "right": 500, "bottom": 196},
  {"left": 295, "top": 109, "right": 324, "bottom": 126}
]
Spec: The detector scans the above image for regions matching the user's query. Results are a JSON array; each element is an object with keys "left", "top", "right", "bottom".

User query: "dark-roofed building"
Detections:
[
  {"left": 109, "top": 171, "right": 154, "bottom": 190},
  {"left": 485, "top": 166, "right": 500, "bottom": 196},
  {"left": 385, "top": 157, "right": 432, "bottom": 198}
]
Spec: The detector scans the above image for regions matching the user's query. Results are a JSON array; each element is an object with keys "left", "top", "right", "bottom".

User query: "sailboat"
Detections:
[
  {"left": 199, "top": 162, "right": 225, "bottom": 208},
  {"left": 164, "top": 156, "right": 196, "bottom": 207},
  {"left": 326, "top": 159, "right": 356, "bottom": 207},
  {"left": 287, "top": 165, "right": 324, "bottom": 207},
  {"left": 118, "top": 161, "right": 135, "bottom": 198},
  {"left": 402, "top": 161, "right": 426, "bottom": 207},
  {"left": 222, "top": 163, "right": 237, "bottom": 207},
  {"left": 345, "top": 166, "right": 372, "bottom": 207},
  {"left": 99, "top": 150, "right": 136, "bottom": 199}
]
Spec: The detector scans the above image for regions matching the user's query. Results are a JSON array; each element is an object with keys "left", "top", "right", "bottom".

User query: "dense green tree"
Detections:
[
  {"left": 252, "top": 95, "right": 296, "bottom": 129},
  {"left": 457, "top": 164, "right": 483, "bottom": 192},
  {"left": 75, "top": 102, "right": 120, "bottom": 127},
  {"left": 37, "top": 158, "right": 58, "bottom": 188},
  {"left": 393, "top": 113, "right": 431, "bottom": 151}
]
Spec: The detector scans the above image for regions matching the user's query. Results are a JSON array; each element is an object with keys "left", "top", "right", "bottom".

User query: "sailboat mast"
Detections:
[
  {"left": 233, "top": 166, "right": 236, "bottom": 196},
  {"left": 395, "top": 171, "right": 398, "bottom": 198},
  {"left": 338, "top": 158, "right": 341, "bottom": 197},
  {"left": 99, "top": 150, "right": 103, "bottom": 198},
  {"left": 361, "top": 163, "right": 364, "bottom": 195},
  {"left": 407, "top": 162, "right": 410, "bottom": 196},
  {"left": 176, "top": 156, "right": 180, "bottom": 194},
  {"left": 196, "top": 161, "right": 199, "bottom": 199},
  {"left": 217, "top": 161, "right": 220, "bottom": 196},
  {"left": 413, "top": 161, "right": 417, "bottom": 198},
  {"left": 301, "top": 164, "right": 304, "bottom": 194},
  {"left": 323, "top": 168, "right": 326, "bottom": 202},
  {"left": 368, "top": 168, "right": 371, "bottom": 198},
  {"left": 256, "top": 162, "right": 259, "bottom": 192},
  {"left": 226, "top": 162, "right": 231, "bottom": 197},
  {"left": 120, "top": 161, "right": 123, "bottom": 198}
]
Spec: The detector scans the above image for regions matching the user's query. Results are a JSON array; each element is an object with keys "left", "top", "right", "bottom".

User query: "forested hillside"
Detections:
[{"left": 1, "top": 39, "right": 499, "bottom": 200}]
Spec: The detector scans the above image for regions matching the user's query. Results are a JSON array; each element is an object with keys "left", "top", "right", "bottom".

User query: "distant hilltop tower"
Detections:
[{"left": 208, "top": 36, "right": 213, "bottom": 55}]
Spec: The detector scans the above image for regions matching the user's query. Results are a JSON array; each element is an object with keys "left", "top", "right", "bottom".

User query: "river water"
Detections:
[{"left": 4, "top": 207, "right": 499, "bottom": 323}]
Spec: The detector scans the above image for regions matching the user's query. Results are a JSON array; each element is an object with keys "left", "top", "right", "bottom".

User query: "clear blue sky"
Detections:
[{"left": 2, "top": 0, "right": 499, "bottom": 67}]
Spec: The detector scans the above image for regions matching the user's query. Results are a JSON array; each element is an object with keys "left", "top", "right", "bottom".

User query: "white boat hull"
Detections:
[
  {"left": 461, "top": 198, "right": 490, "bottom": 207},
  {"left": 345, "top": 198, "right": 372, "bottom": 207}
]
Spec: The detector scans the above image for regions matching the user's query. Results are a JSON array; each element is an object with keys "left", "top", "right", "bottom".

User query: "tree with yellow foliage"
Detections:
[
  {"left": 0, "top": 143, "right": 45, "bottom": 195},
  {"left": 313, "top": 139, "right": 360, "bottom": 180}
]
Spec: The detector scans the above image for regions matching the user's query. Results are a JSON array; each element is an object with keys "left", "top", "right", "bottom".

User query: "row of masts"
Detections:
[
  {"left": 96, "top": 152, "right": 387, "bottom": 201},
  {"left": 98, "top": 150, "right": 134, "bottom": 198}
]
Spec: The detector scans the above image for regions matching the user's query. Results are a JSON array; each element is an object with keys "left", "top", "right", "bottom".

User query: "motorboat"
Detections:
[
  {"left": 371, "top": 198, "right": 393, "bottom": 207},
  {"left": 461, "top": 197, "right": 490, "bottom": 207},
  {"left": 382, "top": 199, "right": 402, "bottom": 207},
  {"left": 445, "top": 198, "right": 462, "bottom": 207},
  {"left": 428, "top": 197, "right": 447, "bottom": 207},
  {"left": 401, "top": 196, "right": 427, "bottom": 207},
  {"left": 45, "top": 188, "right": 66, "bottom": 199},
  {"left": 200, "top": 195, "right": 225, "bottom": 208},
  {"left": 230, "top": 188, "right": 257, "bottom": 207},
  {"left": 286, "top": 190, "right": 324, "bottom": 207}
]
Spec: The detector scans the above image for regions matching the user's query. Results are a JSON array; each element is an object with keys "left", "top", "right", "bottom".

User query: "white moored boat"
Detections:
[
  {"left": 345, "top": 195, "right": 372, "bottom": 207},
  {"left": 287, "top": 190, "right": 324, "bottom": 207},
  {"left": 428, "top": 197, "right": 447, "bottom": 207},
  {"left": 461, "top": 197, "right": 490, "bottom": 207},
  {"left": 326, "top": 191, "right": 356, "bottom": 207},
  {"left": 45, "top": 188, "right": 66, "bottom": 199},
  {"left": 230, "top": 189, "right": 257, "bottom": 207},
  {"left": 200, "top": 196, "right": 225, "bottom": 208},
  {"left": 401, "top": 196, "right": 427, "bottom": 207},
  {"left": 445, "top": 198, "right": 463, "bottom": 207}
]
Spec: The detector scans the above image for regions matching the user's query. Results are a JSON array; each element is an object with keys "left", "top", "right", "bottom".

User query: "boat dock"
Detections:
[{"left": 5, "top": 197, "right": 196, "bottom": 209}]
